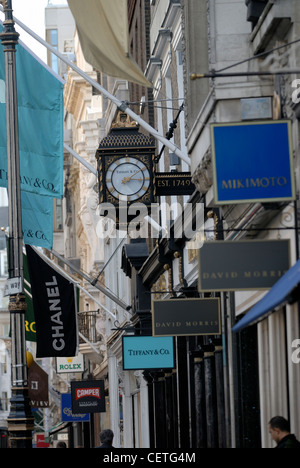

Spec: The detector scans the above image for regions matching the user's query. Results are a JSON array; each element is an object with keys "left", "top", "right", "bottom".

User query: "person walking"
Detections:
[
  {"left": 56, "top": 441, "right": 67, "bottom": 448},
  {"left": 97, "top": 429, "right": 115, "bottom": 449},
  {"left": 269, "top": 416, "right": 300, "bottom": 448}
]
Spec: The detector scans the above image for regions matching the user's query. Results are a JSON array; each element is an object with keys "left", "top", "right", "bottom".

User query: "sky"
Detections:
[{"left": 0, "top": 0, "right": 68, "bottom": 62}]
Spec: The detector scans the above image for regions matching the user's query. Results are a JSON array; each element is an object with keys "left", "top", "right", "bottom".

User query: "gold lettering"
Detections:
[
  {"left": 203, "top": 272, "right": 238, "bottom": 280},
  {"left": 221, "top": 177, "right": 288, "bottom": 190},
  {"left": 222, "top": 180, "right": 232, "bottom": 190}
]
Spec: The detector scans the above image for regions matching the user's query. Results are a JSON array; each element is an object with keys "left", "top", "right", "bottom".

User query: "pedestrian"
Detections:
[
  {"left": 56, "top": 441, "right": 67, "bottom": 448},
  {"left": 268, "top": 416, "right": 300, "bottom": 448},
  {"left": 97, "top": 429, "right": 115, "bottom": 449}
]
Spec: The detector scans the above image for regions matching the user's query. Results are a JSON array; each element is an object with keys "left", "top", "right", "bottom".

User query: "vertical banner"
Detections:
[
  {"left": 25, "top": 246, "right": 78, "bottom": 358},
  {"left": 0, "top": 22, "right": 65, "bottom": 199},
  {"left": 23, "top": 251, "right": 36, "bottom": 342}
]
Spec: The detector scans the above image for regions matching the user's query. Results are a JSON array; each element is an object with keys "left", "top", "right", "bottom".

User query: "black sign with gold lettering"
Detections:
[
  {"left": 198, "top": 240, "right": 290, "bottom": 292},
  {"left": 155, "top": 172, "right": 195, "bottom": 196},
  {"left": 152, "top": 298, "right": 221, "bottom": 337}
]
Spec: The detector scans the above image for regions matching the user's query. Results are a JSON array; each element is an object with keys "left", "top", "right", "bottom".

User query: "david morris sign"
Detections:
[
  {"left": 211, "top": 120, "right": 295, "bottom": 205},
  {"left": 122, "top": 336, "right": 175, "bottom": 371},
  {"left": 198, "top": 239, "right": 290, "bottom": 292},
  {"left": 152, "top": 298, "right": 221, "bottom": 337}
]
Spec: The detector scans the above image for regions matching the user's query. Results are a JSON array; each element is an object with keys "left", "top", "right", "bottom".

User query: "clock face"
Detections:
[{"left": 106, "top": 157, "right": 151, "bottom": 202}]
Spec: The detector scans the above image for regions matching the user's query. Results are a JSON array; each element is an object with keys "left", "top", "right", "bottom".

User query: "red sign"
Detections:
[
  {"left": 75, "top": 388, "right": 101, "bottom": 400},
  {"left": 36, "top": 434, "right": 49, "bottom": 448}
]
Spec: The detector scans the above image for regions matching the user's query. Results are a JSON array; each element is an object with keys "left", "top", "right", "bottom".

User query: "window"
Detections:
[
  {"left": 1, "top": 392, "right": 8, "bottom": 411},
  {"left": 0, "top": 251, "right": 8, "bottom": 277},
  {"left": 46, "top": 29, "right": 59, "bottom": 74},
  {"left": 54, "top": 199, "right": 63, "bottom": 232}
]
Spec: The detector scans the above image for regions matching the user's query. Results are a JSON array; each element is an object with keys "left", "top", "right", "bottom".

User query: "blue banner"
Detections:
[
  {"left": 211, "top": 120, "right": 295, "bottom": 205},
  {"left": 0, "top": 22, "right": 64, "bottom": 199}
]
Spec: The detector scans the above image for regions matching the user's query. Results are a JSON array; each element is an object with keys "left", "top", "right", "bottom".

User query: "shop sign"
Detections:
[
  {"left": 122, "top": 336, "right": 175, "bottom": 370},
  {"left": 28, "top": 361, "right": 49, "bottom": 408},
  {"left": 61, "top": 394, "right": 90, "bottom": 422},
  {"left": 155, "top": 172, "right": 195, "bottom": 196},
  {"left": 152, "top": 298, "right": 221, "bottom": 337},
  {"left": 36, "top": 434, "right": 49, "bottom": 449},
  {"left": 71, "top": 380, "right": 106, "bottom": 414},
  {"left": 198, "top": 240, "right": 290, "bottom": 292},
  {"left": 211, "top": 120, "right": 295, "bottom": 204},
  {"left": 56, "top": 354, "right": 84, "bottom": 374}
]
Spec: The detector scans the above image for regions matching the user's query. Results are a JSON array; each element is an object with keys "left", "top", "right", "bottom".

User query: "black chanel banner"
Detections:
[{"left": 26, "top": 245, "right": 78, "bottom": 358}]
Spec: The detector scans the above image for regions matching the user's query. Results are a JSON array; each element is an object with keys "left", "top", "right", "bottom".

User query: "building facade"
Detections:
[
  {"left": 118, "top": 0, "right": 300, "bottom": 449},
  {"left": 4, "top": 0, "right": 298, "bottom": 449},
  {"left": 58, "top": 0, "right": 300, "bottom": 449},
  {"left": 183, "top": 0, "right": 300, "bottom": 448}
]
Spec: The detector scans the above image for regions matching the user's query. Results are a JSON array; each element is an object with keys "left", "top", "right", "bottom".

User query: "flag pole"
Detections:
[{"left": 0, "top": 0, "right": 33, "bottom": 448}]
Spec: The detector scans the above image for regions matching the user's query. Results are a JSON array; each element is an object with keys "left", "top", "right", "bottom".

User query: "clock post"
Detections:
[{"left": 96, "top": 113, "right": 156, "bottom": 230}]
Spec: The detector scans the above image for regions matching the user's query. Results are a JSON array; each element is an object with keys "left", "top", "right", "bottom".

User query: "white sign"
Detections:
[
  {"left": 0, "top": 80, "right": 5, "bottom": 104},
  {"left": 4, "top": 277, "right": 23, "bottom": 297},
  {"left": 56, "top": 354, "right": 84, "bottom": 374}
]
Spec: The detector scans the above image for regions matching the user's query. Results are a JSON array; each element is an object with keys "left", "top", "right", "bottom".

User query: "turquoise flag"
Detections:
[
  {"left": 21, "top": 192, "right": 53, "bottom": 249},
  {"left": 0, "top": 21, "right": 64, "bottom": 249},
  {"left": 0, "top": 22, "right": 64, "bottom": 199}
]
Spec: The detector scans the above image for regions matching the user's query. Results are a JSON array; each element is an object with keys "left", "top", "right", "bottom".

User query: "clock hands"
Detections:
[{"left": 122, "top": 168, "right": 143, "bottom": 184}]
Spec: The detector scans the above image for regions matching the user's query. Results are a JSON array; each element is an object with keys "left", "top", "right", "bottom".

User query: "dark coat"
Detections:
[
  {"left": 97, "top": 443, "right": 115, "bottom": 449},
  {"left": 276, "top": 435, "right": 300, "bottom": 449}
]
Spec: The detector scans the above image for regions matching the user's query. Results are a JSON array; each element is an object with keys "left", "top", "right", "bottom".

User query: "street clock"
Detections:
[
  {"left": 96, "top": 112, "right": 156, "bottom": 228},
  {"left": 105, "top": 156, "right": 151, "bottom": 203}
]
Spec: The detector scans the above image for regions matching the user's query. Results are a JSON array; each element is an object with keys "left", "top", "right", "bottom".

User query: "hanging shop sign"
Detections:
[
  {"left": 36, "top": 435, "right": 50, "bottom": 449},
  {"left": 28, "top": 361, "right": 49, "bottom": 408},
  {"left": 61, "top": 393, "right": 90, "bottom": 422},
  {"left": 71, "top": 380, "right": 106, "bottom": 414},
  {"left": 211, "top": 120, "right": 295, "bottom": 205},
  {"left": 198, "top": 239, "right": 290, "bottom": 292},
  {"left": 122, "top": 336, "right": 175, "bottom": 371},
  {"left": 152, "top": 298, "right": 221, "bottom": 337},
  {"left": 154, "top": 172, "right": 196, "bottom": 196},
  {"left": 56, "top": 354, "right": 84, "bottom": 374}
]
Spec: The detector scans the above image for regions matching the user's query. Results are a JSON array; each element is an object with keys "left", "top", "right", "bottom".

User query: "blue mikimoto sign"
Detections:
[
  {"left": 122, "top": 336, "right": 175, "bottom": 370},
  {"left": 211, "top": 120, "right": 295, "bottom": 204}
]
